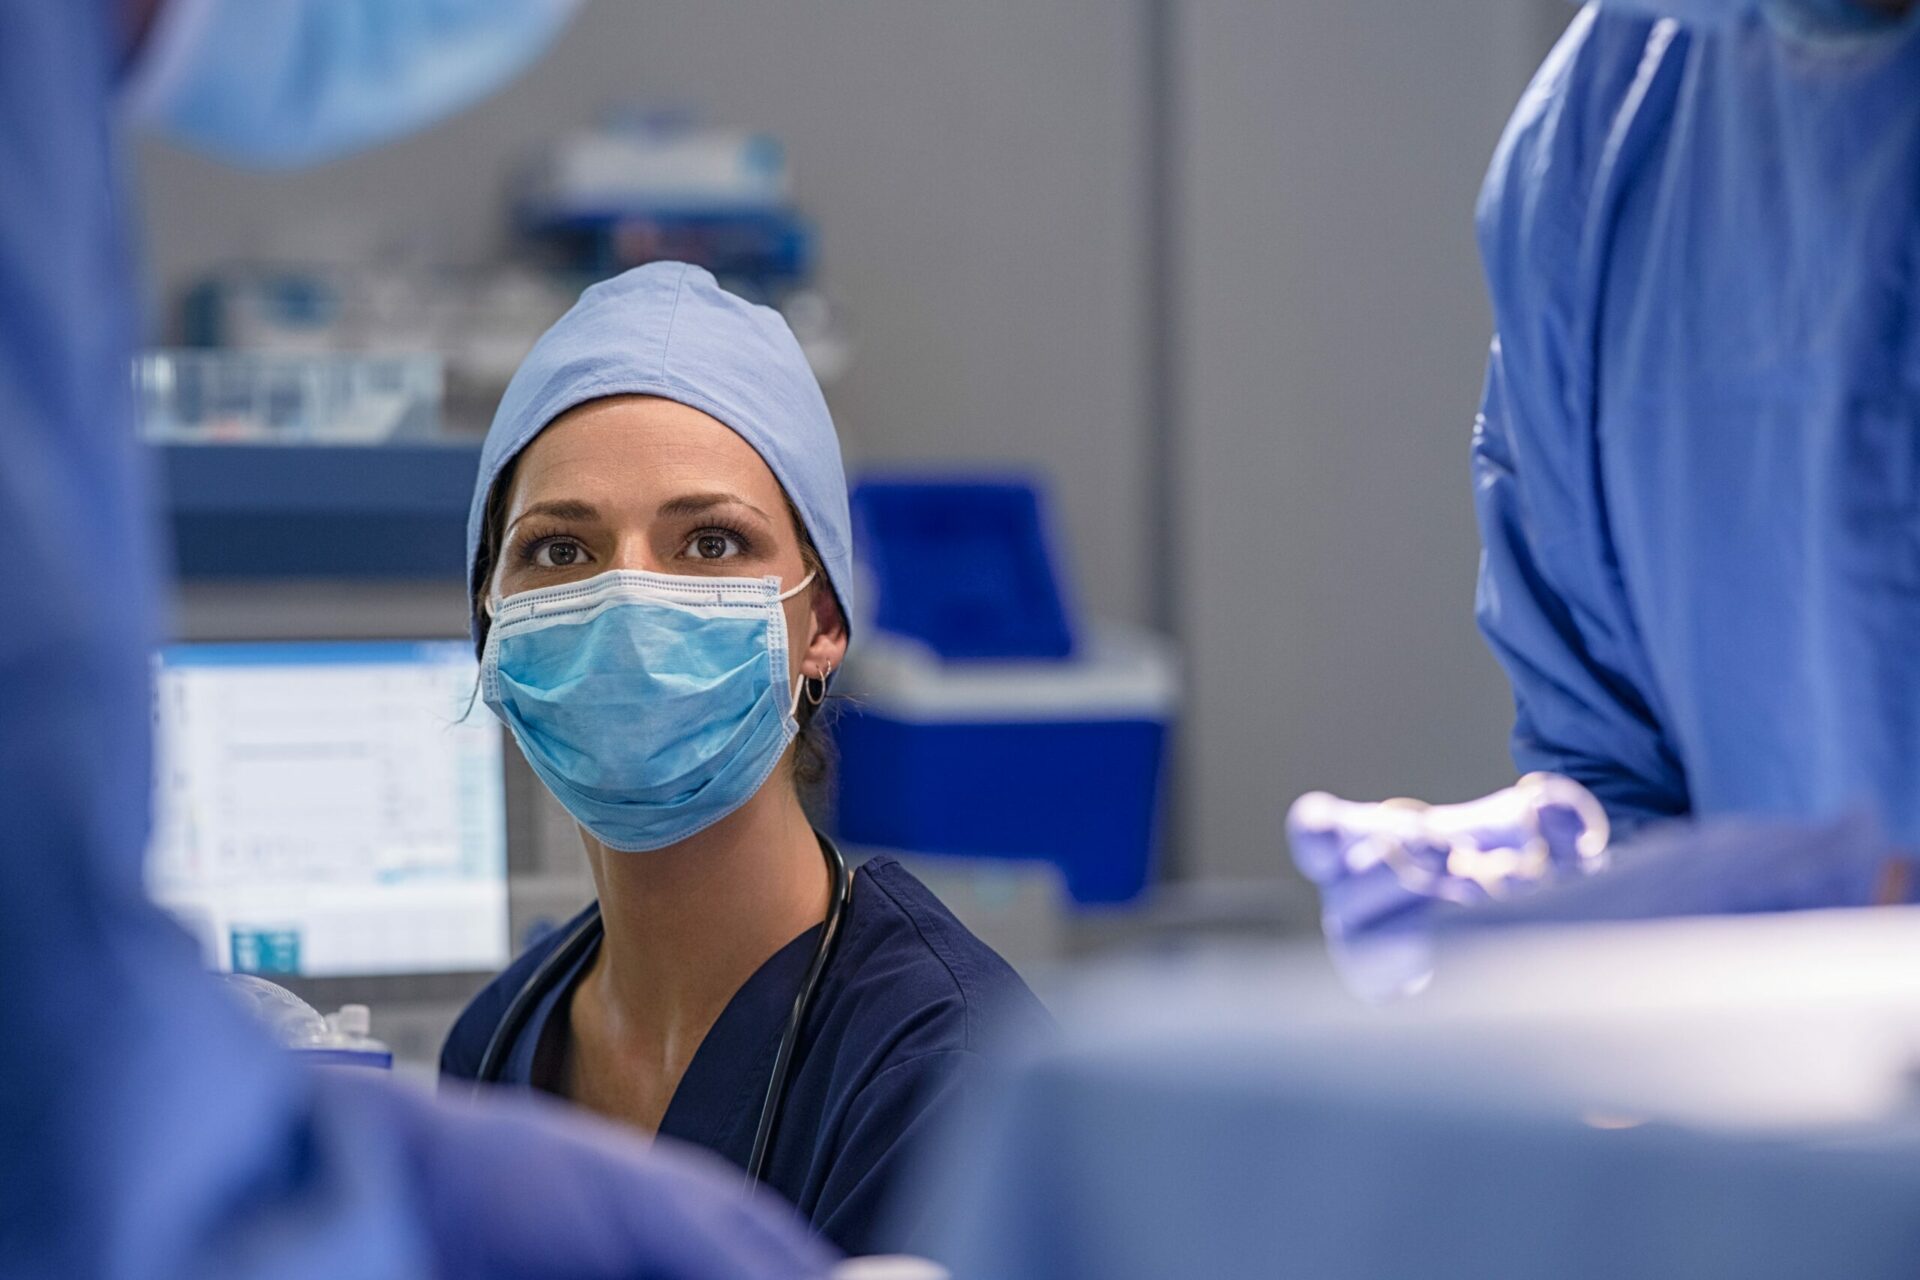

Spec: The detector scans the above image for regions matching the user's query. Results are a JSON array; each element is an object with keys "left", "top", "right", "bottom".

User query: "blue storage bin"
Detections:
[
  {"left": 830, "top": 625, "right": 1177, "bottom": 905},
  {"left": 849, "top": 476, "right": 1078, "bottom": 661}
]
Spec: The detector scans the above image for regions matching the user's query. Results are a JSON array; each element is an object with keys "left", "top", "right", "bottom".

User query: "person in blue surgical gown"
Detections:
[
  {"left": 0, "top": 2, "right": 833, "bottom": 1276},
  {"left": 1473, "top": 0, "right": 1920, "bottom": 847}
]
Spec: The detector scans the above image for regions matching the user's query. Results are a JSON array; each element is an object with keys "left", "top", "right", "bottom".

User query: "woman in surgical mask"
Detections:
[{"left": 439, "top": 263, "right": 1048, "bottom": 1257}]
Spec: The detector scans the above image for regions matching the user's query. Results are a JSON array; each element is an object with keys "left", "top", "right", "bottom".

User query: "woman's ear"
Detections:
[{"left": 803, "top": 582, "right": 849, "bottom": 679}]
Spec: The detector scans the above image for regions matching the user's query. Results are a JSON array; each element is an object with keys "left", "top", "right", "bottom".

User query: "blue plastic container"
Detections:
[
  {"left": 831, "top": 626, "right": 1177, "bottom": 905},
  {"left": 849, "top": 476, "right": 1078, "bottom": 661}
]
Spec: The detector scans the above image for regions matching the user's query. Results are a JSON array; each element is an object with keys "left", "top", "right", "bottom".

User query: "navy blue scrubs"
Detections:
[{"left": 441, "top": 855, "right": 1049, "bottom": 1255}]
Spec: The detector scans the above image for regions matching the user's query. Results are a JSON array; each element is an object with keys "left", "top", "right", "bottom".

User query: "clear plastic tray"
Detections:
[{"left": 136, "top": 349, "right": 443, "bottom": 444}]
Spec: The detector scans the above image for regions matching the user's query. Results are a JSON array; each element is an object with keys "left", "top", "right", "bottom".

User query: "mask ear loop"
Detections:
[{"left": 780, "top": 571, "right": 823, "bottom": 721}]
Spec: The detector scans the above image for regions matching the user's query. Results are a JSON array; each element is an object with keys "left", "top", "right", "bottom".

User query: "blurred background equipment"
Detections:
[
  {"left": 163, "top": 111, "right": 841, "bottom": 438},
  {"left": 175, "top": 265, "right": 573, "bottom": 432},
  {"left": 515, "top": 111, "right": 812, "bottom": 290},
  {"left": 137, "top": 349, "right": 444, "bottom": 444},
  {"left": 149, "top": 641, "right": 508, "bottom": 981}
]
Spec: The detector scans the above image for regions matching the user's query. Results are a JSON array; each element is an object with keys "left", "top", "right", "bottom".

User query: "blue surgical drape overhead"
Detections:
[
  {"left": 1473, "top": 4, "right": 1920, "bottom": 842},
  {"left": 0, "top": 3, "right": 830, "bottom": 1275}
]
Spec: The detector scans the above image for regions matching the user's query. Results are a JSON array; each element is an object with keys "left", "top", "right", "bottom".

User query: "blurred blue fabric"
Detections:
[
  {"left": 1596, "top": 0, "right": 1920, "bottom": 43},
  {"left": 467, "top": 262, "right": 855, "bottom": 645},
  {"left": 0, "top": 3, "right": 832, "bottom": 1275},
  {"left": 125, "top": 0, "right": 581, "bottom": 169},
  {"left": 1450, "top": 812, "right": 1915, "bottom": 930},
  {"left": 915, "top": 955, "right": 1920, "bottom": 1280},
  {"left": 1473, "top": 5, "right": 1920, "bottom": 844},
  {"left": 1314, "top": 812, "right": 1914, "bottom": 998}
]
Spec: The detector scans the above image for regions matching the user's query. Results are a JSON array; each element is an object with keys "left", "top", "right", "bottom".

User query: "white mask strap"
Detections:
[
  {"left": 783, "top": 572, "right": 820, "bottom": 719},
  {"left": 774, "top": 570, "right": 817, "bottom": 603}
]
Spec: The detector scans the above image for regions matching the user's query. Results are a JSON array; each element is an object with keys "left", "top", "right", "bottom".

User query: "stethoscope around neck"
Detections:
[{"left": 473, "top": 832, "right": 853, "bottom": 1184}]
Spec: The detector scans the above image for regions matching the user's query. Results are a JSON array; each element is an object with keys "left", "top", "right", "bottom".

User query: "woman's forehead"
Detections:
[{"left": 509, "top": 395, "right": 785, "bottom": 514}]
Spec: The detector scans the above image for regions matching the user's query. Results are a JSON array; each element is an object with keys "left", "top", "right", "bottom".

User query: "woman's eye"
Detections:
[
  {"left": 686, "top": 530, "right": 745, "bottom": 562},
  {"left": 533, "top": 539, "right": 585, "bottom": 568}
]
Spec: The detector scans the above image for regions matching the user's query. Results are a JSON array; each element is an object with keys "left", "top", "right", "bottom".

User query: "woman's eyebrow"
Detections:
[
  {"left": 657, "top": 492, "right": 772, "bottom": 521},
  {"left": 510, "top": 498, "right": 600, "bottom": 526}
]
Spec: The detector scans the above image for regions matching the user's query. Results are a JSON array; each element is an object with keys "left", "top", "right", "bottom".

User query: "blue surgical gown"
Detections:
[
  {"left": 0, "top": 3, "right": 831, "bottom": 1275},
  {"left": 1474, "top": 4, "right": 1920, "bottom": 843},
  {"left": 441, "top": 855, "right": 1052, "bottom": 1256}
]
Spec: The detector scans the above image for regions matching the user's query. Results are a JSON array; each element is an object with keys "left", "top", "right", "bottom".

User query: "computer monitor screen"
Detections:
[{"left": 148, "top": 640, "right": 509, "bottom": 978}]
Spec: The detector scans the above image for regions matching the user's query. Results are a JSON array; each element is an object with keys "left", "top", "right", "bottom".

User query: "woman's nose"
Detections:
[{"left": 605, "top": 534, "right": 663, "bottom": 575}]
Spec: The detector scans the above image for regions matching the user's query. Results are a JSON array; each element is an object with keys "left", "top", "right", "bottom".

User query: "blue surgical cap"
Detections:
[{"left": 465, "top": 262, "right": 853, "bottom": 645}]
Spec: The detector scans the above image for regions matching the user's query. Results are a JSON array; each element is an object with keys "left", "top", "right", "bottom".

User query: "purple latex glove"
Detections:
[
  {"left": 1290, "top": 774, "right": 1611, "bottom": 928},
  {"left": 1288, "top": 774, "right": 1611, "bottom": 997}
]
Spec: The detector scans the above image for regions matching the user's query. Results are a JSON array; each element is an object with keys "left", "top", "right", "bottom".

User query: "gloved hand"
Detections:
[
  {"left": 1291, "top": 776, "right": 1917, "bottom": 1002},
  {"left": 1287, "top": 774, "right": 1611, "bottom": 998}
]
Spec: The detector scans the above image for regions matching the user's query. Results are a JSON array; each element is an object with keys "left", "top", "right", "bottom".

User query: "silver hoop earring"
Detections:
[{"left": 804, "top": 661, "right": 832, "bottom": 706}]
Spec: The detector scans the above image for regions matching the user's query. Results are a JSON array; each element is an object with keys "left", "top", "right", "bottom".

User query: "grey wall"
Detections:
[
  {"left": 1168, "top": 2, "right": 1565, "bottom": 907},
  {"left": 140, "top": 1, "right": 1573, "bottom": 916}
]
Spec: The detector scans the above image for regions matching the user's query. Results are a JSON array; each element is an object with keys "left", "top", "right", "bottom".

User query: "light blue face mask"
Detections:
[{"left": 481, "top": 567, "right": 815, "bottom": 852}]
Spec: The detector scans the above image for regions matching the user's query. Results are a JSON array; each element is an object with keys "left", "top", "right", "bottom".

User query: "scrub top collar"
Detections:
[{"left": 508, "top": 905, "right": 835, "bottom": 1161}]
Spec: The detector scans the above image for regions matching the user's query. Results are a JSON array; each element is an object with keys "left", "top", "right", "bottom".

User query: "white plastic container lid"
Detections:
[
  {"left": 220, "top": 973, "right": 329, "bottom": 1045},
  {"left": 829, "top": 1258, "right": 952, "bottom": 1280},
  {"left": 839, "top": 621, "right": 1179, "bottom": 724},
  {"left": 218, "top": 976, "right": 392, "bottom": 1068}
]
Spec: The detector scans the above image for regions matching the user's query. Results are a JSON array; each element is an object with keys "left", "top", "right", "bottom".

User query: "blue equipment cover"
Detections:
[
  {"left": 834, "top": 714, "right": 1168, "bottom": 903},
  {"left": 913, "top": 944, "right": 1920, "bottom": 1280}
]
